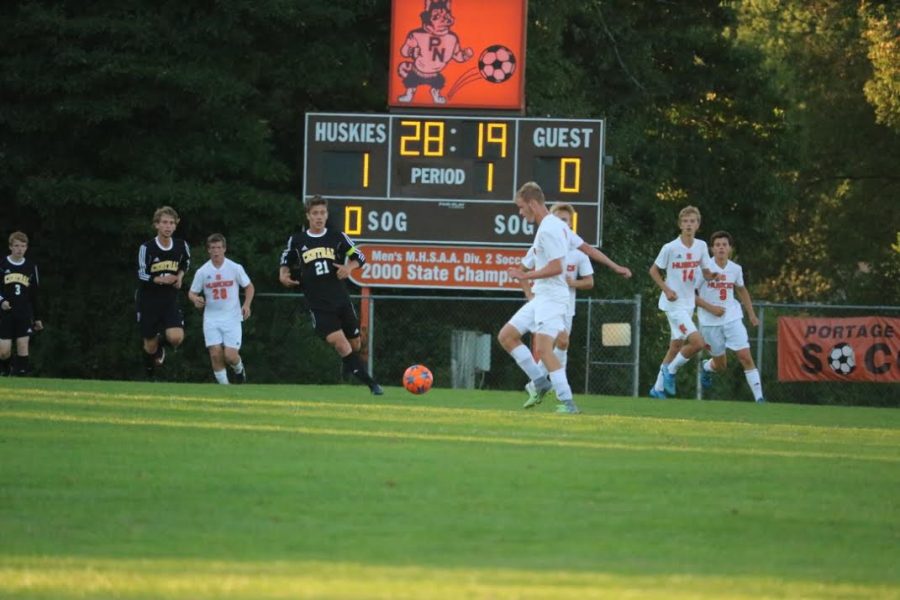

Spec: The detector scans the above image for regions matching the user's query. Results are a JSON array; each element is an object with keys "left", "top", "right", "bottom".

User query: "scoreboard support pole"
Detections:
[{"left": 360, "top": 286, "right": 373, "bottom": 373}]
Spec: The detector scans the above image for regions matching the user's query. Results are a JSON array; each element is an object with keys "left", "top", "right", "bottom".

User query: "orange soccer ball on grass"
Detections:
[{"left": 403, "top": 364, "right": 433, "bottom": 395}]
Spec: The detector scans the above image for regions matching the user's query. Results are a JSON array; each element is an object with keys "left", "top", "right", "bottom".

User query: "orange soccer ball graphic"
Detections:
[{"left": 403, "top": 364, "right": 434, "bottom": 395}]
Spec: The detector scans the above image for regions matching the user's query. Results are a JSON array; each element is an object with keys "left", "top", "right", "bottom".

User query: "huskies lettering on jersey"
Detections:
[
  {"left": 302, "top": 247, "right": 336, "bottom": 263},
  {"left": 706, "top": 280, "right": 735, "bottom": 289},
  {"left": 205, "top": 280, "right": 235, "bottom": 289},
  {"left": 150, "top": 260, "right": 181, "bottom": 273},
  {"left": 671, "top": 260, "right": 701, "bottom": 269},
  {"left": 3, "top": 273, "right": 31, "bottom": 287}
]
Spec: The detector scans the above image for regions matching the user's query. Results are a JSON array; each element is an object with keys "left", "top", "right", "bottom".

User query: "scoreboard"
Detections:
[{"left": 303, "top": 112, "right": 606, "bottom": 247}]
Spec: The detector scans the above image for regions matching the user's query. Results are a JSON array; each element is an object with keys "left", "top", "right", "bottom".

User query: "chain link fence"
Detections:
[
  {"left": 247, "top": 293, "right": 641, "bottom": 396},
  {"left": 225, "top": 294, "right": 899, "bottom": 406}
]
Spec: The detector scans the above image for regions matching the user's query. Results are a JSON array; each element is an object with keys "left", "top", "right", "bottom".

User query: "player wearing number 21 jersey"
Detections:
[{"left": 279, "top": 195, "right": 383, "bottom": 395}]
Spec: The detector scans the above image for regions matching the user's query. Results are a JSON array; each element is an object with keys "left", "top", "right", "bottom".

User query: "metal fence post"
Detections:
[
  {"left": 756, "top": 305, "right": 765, "bottom": 378},
  {"left": 367, "top": 294, "right": 375, "bottom": 376},
  {"left": 584, "top": 298, "right": 594, "bottom": 394},
  {"left": 632, "top": 294, "right": 641, "bottom": 398}
]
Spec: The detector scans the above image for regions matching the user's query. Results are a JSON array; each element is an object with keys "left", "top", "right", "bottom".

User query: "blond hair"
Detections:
[
  {"left": 550, "top": 202, "right": 575, "bottom": 218},
  {"left": 678, "top": 205, "right": 701, "bottom": 223},
  {"left": 9, "top": 231, "right": 28, "bottom": 245},
  {"left": 516, "top": 181, "right": 545, "bottom": 204},
  {"left": 153, "top": 206, "right": 180, "bottom": 224}
]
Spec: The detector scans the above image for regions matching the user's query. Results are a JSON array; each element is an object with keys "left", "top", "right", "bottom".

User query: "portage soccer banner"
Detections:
[{"left": 777, "top": 317, "right": 900, "bottom": 383}]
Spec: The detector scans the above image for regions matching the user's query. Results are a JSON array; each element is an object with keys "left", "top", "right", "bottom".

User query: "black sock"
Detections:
[
  {"left": 0, "top": 357, "right": 10, "bottom": 376},
  {"left": 13, "top": 355, "right": 29, "bottom": 376},
  {"left": 143, "top": 349, "right": 156, "bottom": 376},
  {"left": 342, "top": 352, "right": 377, "bottom": 386}
]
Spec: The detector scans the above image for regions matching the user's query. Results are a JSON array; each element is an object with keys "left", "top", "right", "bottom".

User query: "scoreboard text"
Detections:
[{"left": 303, "top": 113, "right": 606, "bottom": 247}]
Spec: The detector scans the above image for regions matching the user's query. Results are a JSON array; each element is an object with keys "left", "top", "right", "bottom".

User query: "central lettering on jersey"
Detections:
[
  {"left": 303, "top": 247, "right": 336, "bottom": 263},
  {"left": 150, "top": 260, "right": 181, "bottom": 273},
  {"left": 3, "top": 273, "right": 30, "bottom": 286},
  {"left": 671, "top": 260, "right": 701, "bottom": 269},
  {"left": 205, "top": 280, "right": 235, "bottom": 289},
  {"left": 706, "top": 281, "right": 735, "bottom": 289}
]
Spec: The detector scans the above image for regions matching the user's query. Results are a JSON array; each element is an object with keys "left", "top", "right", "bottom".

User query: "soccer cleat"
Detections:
[
  {"left": 555, "top": 401, "right": 581, "bottom": 414},
  {"left": 369, "top": 383, "right": 384, "bottom": 396},
  {"left": 649, "top": 387, "right": 667, "bottom": 399},
  {"left": 662, "top": 368, "right": 677, "bottom": 397},
  {"left": 523, "top": 381, "right": 542, "bottom": 409},
  {"left": 153, "top": 346, "right": 166, "bottom": 367},
  {"left": 233, "top": 369, "right": 246, "bottom": 384},
  {"left": 700, "top": 368, "right": 713, "bottom": 390},
  {"left": 755, "top": 397, "right": 766, "bottom": 404}
]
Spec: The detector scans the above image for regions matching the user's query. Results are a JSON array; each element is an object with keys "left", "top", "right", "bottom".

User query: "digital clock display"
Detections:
[{"left": 303, "top": 112, "right": 606, "bottom": 246}]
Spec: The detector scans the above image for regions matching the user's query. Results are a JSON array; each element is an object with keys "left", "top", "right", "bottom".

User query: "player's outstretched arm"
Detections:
[{"left": 577, "top": 244, "right": 632, "bottom": 278}]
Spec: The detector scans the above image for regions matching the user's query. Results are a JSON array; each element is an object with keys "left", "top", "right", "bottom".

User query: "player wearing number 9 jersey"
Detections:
[
  {"left": 695, "top": 231, "right": 764, "bottom": 402},
  {"left": 279, "top": 196, "right": 383, "bottom": 395},
  {"left": 188, "top": 234, "right": 254, "bottom": 385},
  {"left": 648, "top": 205, "right": 714, "bottom": 398}
]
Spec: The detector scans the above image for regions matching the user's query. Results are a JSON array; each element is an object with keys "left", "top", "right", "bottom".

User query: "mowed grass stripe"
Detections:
[
  {"left": 2, "top": 387, "right": 897, "bottom": 463},
  {"left": 0, "top": 557, "right": 893, "bottom": 600}
]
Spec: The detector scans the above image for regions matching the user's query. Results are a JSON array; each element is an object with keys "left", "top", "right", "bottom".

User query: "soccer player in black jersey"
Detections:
[
  {"left": 0, "top": 232, "right": 43, "bottom": 376},
  {"left": 137, "top": 206, "right": 190, "bottom": 380},
  {"left": 279, "top": 196, "right": 383, "bottom": 395}
]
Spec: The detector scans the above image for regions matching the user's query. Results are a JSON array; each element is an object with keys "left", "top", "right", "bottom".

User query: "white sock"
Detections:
[
  {"left": 553, "top": 347, "right": 568, "bottom": 370},
  {"left": 654, "top": 362, "right": 669, "bottom": 392},
  {"left": 668, "top": 351, "right": 690, "bottom": 374},
  {"left": 535, "top": 359, "right": 550, "bottom": 379},
  {"left": 703, "top": 359, "right": 716, "bottom": 372},
  {"left": 744, "top": 369, "right": 764, "bottom": 401},
  {"left": 549, "top": 368, "right": 573, "bottom": 402},
  {"left": 510, "top": 344, "right": 545, "bottom": 381},
  {"left": 232, "top": 360, "right": 244, "bottom": 374},
  {"left": 213, "top": 369, "right": 229, "bottom": 385}
]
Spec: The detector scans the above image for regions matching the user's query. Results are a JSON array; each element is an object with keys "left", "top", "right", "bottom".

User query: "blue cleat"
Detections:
[
  {"left": 662, "top": 368, "right": 677, "bottom": 397},
  {"left": 370, "top": 383, "right": 384, "bottom": 396},
  {"left": 649, "top": 387, "right": 667, "bottom": 399},
  {"left": 700, "top": 368, "right": 713, "bottom": 390}
]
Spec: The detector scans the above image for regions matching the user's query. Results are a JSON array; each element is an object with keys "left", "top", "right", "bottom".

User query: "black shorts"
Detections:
[
  {"left": 137, "top": 296, "right": 184, "bottom": 340},
  {"left": 0, "top": 312, "right": 34, "bottom": 340},
  {"left": 309, "top": 304, "right": 361, "bottom": 340}
]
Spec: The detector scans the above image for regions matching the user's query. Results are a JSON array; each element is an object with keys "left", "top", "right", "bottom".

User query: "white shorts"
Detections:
[
  {"left": 508, "top": 296, "right": 568, "bottom": 337},
  {"left": 203, "top": 320, "right": 243, "bottom": 349},
  {"left": 701, "top": 321, "right": 750, "bottom": 356},
  {"left": 665, "top": 309, "right": 698, "bottom": 341}
]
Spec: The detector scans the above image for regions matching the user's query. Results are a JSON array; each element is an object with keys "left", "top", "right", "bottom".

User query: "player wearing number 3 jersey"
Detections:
[
  {"left": 279, "top": 195, "right": 383, "bottom": 395},
  {"left": 188, "top": 234, "right": 254, "bottom": 385},
  {"left": 648, "top": 205, "right": 714, "bottom": 398}
]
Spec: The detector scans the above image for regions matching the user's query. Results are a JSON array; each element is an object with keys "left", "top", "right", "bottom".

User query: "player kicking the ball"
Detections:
[
  {"left": 188, "top": 234, "right": 254, "bottom": 384},
  {"left": 695, "top": 231, "right": 765, "bottom": 403}
]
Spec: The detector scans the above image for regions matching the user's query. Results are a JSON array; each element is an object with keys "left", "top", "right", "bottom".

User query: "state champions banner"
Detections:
[{"left": 777, "top": 317, "right": 900, "bottom": 383}]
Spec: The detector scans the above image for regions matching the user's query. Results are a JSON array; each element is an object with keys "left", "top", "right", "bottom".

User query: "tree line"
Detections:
[{"left": 2, "top": 0, "right": 897, "bottom": 396}]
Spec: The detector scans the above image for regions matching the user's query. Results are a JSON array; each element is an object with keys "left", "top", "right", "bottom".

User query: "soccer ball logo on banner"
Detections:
[{"left": 828, "top": 343, "right": 856, "bottom": 375}]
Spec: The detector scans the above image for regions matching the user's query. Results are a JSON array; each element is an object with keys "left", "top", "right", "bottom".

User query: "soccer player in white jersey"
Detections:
[
  {"left": 188, "top": 234, "right": 254, "bottom": 384},
  {"left": 648, "top": 205, "right": 714, "bottom": 398},
  {"left": 519, "top": 202, "right": 632, "bottom": 409},
  {"left": 695, "top": 231, "right": 765, "bottom": 402},
  {"left": 498, "top": 182, "right": 580, "bottom": 414}
]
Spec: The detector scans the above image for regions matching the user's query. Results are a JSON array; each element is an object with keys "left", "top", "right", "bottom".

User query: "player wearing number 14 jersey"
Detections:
[
  {"left": 648, "top": 205, "right": 713, "bottom": 398},
  {"left": 279, "top": 196, "right": 383, "bottom": 395},
  {"left": 188, "top": 234, "right": 254, "bottom": 385}
]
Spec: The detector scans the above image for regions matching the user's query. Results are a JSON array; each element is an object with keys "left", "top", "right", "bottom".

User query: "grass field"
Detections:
[{"left": 1, "top": 378, "right": 898, "bottom": 599}]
